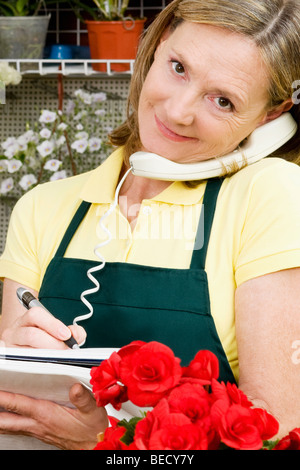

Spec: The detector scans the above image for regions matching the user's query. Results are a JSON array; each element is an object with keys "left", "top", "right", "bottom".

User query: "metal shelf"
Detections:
[{"left": 1, "top": 59, "right": 135, "bottom": 77}]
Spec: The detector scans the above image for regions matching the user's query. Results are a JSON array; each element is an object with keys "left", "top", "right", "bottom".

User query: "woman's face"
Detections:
[{"left": 138, "top": 21, "right": 271, "bottom": 163}]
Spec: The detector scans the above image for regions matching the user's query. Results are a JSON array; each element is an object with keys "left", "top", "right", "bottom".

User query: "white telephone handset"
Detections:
[{"left": 129, "top": 113, "right": 297, "bottom": 181}]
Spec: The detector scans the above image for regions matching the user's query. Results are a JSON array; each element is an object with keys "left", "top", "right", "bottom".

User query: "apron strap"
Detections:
[
  {"left": 190, "top": 178, "right": 223, "bottom": 270},
  {"left": 54, "top": 200, "right": 92, "bottom": 258}
]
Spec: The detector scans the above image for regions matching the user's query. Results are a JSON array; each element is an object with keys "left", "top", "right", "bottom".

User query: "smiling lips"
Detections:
[{"left": 155, "top": 115, "right": 197, "bottom": 143}]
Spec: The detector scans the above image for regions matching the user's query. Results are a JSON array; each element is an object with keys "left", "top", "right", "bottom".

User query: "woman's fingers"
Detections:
[
  {"left": 1, "top": 307, "right": 82, "bottom": 349},
  {"left": 68, "top": 324, "right": 87, "bottom": 347}
]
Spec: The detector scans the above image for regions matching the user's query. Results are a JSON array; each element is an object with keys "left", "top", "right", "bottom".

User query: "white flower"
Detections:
[
  {"left": 76, "top": 124, "right": 83, "bottom": 131},
  {"left": 4, "top": 142, "right": 19, "bottom": 159},
  {"left": 50, "top": 170, "right": 67, "bottom": 181},
  {"left": 75, "top": 131, "right": 89, "bottom": 140},
  {"left": 92, "top": 92, "right": 107, "bottom": 102},
  {"left": 88, "top": 137, "right": 102, "bottom": 152},
  {"left": 65, "top": 100, "right": 75, "bottom": 114},
  {"left": 0, "top": 177, "right": 13, "bottom": 194},
  {"left": 19, "top": 174, "right": 37, "bottom": 190},
  {"left": 39, "top": 128, "right": 52, "bottom": 139},
  {"left": 39, "top": 110, "right": 57, "bottom": 124},
  {"left": 37, "top": 140, "right": 54, "bottom": 157},
  {"left": 74, "top": 89, "right": 84, "bottom": 98},
  {"left": 94, "top": 109, "right": 106, "bottom": 117},
  {"left": 20, "top": 130, "right": 39, "bottom": 144},
  {"left": 0, "top": 62, "right": 22, "bottom": 86},
  {"left": 44, "top": 159, "right": 62, "bottom": 172},
  {"left": 0, "top": 160, "right": 8, "bottom": 172},
  {"left": 71, "top": 139, "right": 88, "bottom": 154},
  {"left": 7, "top": 159, "right": 22, "bottom": 173},
  {"left": 74, "top": 110, "right": 87, "bottom": 121},
  {"left": 74, "top": 89, "right": 92, "bottom": 105},
  {"left": 16, "top": 136, "right": 28, "bottom": 151},
  {"left": 1, "top": 137, "right": 17, "bottom": 150},
  {"left": 55, "top": 135, "right": 66, "bottom": 147},
  {"left": 57, "top": 122, "right": 67, "bottom": 131}
]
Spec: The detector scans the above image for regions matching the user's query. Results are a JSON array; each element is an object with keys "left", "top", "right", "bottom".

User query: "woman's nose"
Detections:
[{"left": 165, "top": 91, "right": 197, "bottom": 127}]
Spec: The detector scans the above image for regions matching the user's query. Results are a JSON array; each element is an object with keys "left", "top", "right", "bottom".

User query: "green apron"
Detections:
[{"left": 39, "top": 178, "right": 236, "bottom": 384}]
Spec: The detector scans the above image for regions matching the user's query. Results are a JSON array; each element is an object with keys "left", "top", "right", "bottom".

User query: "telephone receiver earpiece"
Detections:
[{"left": 129, "top": 113, "right": 297, "bottom": 181}]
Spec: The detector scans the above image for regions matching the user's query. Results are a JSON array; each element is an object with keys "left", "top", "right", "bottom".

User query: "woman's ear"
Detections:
[{"left": 260, "top": 99, "right": 294, "bottom": 125}]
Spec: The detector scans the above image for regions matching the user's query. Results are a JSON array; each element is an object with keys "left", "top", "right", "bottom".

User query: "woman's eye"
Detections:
[
  {"left": 215, "top": 97, "right": 233, "bottom": 110},
  {"left": 171, "top": 60, "right": 185, "bottom": 76}
]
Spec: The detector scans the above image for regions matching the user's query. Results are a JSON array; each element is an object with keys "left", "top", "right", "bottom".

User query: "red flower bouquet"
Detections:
[{"left": 90, "top": 340, "right": 300, "bottom": 450}]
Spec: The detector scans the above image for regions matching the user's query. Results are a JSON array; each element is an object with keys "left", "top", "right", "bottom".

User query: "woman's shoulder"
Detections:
[
  {"left": 225, "top": 157, "right": 300, "bottom": 193},
  {"left": 32, "top": 169, "right": 94, "bottom": 198},
  {"left": 14, "top": 168, "right": 95, "bottom": 213},
  {"left": 216, "top": 157, "right": 300, "bottom": 223}
]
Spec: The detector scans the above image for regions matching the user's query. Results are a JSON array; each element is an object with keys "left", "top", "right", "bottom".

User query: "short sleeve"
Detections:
[
  {"left": 235, "top": 159, "right": 300, "bottom": 286},
  {"left": 0, "top": 188, "right": 41, "bottom": 290}
]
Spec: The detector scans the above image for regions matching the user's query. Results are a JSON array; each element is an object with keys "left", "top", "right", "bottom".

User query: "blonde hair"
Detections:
[{"left": 109, "top": 0, "right": 300, "bottom": 166}]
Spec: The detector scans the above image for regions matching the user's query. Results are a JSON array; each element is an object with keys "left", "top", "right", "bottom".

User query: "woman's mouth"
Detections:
[{"left": 155, "top": 115, "right": 197, "bottom": 143}]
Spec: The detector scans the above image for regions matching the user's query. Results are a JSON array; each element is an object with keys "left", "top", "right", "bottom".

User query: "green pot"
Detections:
[{"left": 0, "top": 15, "right": 50, "bottom": 59}]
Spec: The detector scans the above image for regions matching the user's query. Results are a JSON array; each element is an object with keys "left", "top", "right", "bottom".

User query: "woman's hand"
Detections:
[
  {"left": 0, "top": 383, "right": 108, "bottom": 450},
  {"left": 0, "top": 305, "right": 86, "bottom": 349},
  {"left": 0, "top": 279, "right": 104, "bottom": 449},
  {"left": 0, "top": 279, "right": 86, "bottom": 349}
]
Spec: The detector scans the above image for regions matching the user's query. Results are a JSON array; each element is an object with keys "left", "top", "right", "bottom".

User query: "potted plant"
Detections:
[
  {"left": 71, "top": 0, "right": 146, "bottom": 72},
  {"left": 0, "top": 0, "right": 51, "bottom": 59}
]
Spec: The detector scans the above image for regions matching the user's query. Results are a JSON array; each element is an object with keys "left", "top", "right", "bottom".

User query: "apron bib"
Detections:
[{"left": 39, "top": 179, "right": 236, "bottom": 383}]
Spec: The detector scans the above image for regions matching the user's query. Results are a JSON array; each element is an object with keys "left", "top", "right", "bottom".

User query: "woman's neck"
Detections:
[{"left": 118, "top": 166, "right": 172, "bottom": 228}]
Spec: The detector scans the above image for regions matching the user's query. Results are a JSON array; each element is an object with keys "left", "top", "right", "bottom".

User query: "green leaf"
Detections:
[
  {"left": 16, "top": 0, "right": 28, "bottom": 15},
  {"left": 118, "top": 416, "right": 143, "bottom": 446},
  {"left": 0, "top": 1, "right": 18, "bottom": 15},
  {"left": 262, "top": 439, "right": 279, "bottom": 450}
]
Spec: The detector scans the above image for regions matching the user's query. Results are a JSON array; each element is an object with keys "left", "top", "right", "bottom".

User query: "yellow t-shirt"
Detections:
[{"left": 2, "top": 147, "right": 300, "bottom": 381}]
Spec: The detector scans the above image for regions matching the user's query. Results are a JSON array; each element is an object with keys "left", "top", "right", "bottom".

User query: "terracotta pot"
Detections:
[{"left": 86, "top": 19, "right": 145, "bottom": 72}]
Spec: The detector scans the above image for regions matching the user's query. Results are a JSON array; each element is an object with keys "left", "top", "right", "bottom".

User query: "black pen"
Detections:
[{"left": 16, "top": 287, "right": 79, "bottom": 349}]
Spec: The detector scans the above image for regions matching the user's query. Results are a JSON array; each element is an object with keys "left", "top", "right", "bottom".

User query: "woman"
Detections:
[{"left": 0, "top": 0, "right": 300, "bottom": 449}]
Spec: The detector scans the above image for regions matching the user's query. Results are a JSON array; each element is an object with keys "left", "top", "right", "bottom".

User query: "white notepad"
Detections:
[{"left": 0, "top": 347, "right": 143, "bottom": 450}]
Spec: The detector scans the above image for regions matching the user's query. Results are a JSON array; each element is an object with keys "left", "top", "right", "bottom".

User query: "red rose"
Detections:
[
  {"left": 134, "top": 399, "right": 208, "bottom": 450},
  {"left": 119, "top": 341, "right": 182, "bottom": 407},
  {"left": 215, "top": 404, "right": 264, "bottom": 450},
  {"left": 210, "top": 380, "right": 278, "bottom": 449},
  {"left": 167, "top": 383, "right": 220, "bottom": 449},
  {"left": 211, "top": 379, "right": 253, "bottom": 409},
  {"left": 274, "top": 428, "right": 300, "bottom": 450},
  {"left": 167, "top": 383, "right": 212, "bottom": 427},
  {"left": 210, "top": 380, "right": 252, "bottom": 431},
  {"left": 94, "top": 417, "right": 128, "bottom": 450},
  {"left": 181, "top": 350, "right": 219, "bottom": 385},
  {"left": 134, "top": 399, "right": 169, "bottom": 450},
  {"left": 118, "top": 340, "right": 146, "bottom": 359},
  {"left": 251, "top": 408, "right": 279, "bottom": 441},
  {"left": 90, "top": 351, "right": 127, "bottom": 410},
  {"left": 148, "top": 422, "right": 208, "bottom": 450}
]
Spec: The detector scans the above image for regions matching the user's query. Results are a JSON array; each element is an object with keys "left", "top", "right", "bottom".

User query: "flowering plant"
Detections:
[
  {"left": 90, "top": 340, "right": 300, "bottom": 450},
  {"left": 0, "top": 62, "right": 22, "bottom": 86},
  {"left": 0, "top": 87, "right": 119, "bottom": 197}
]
